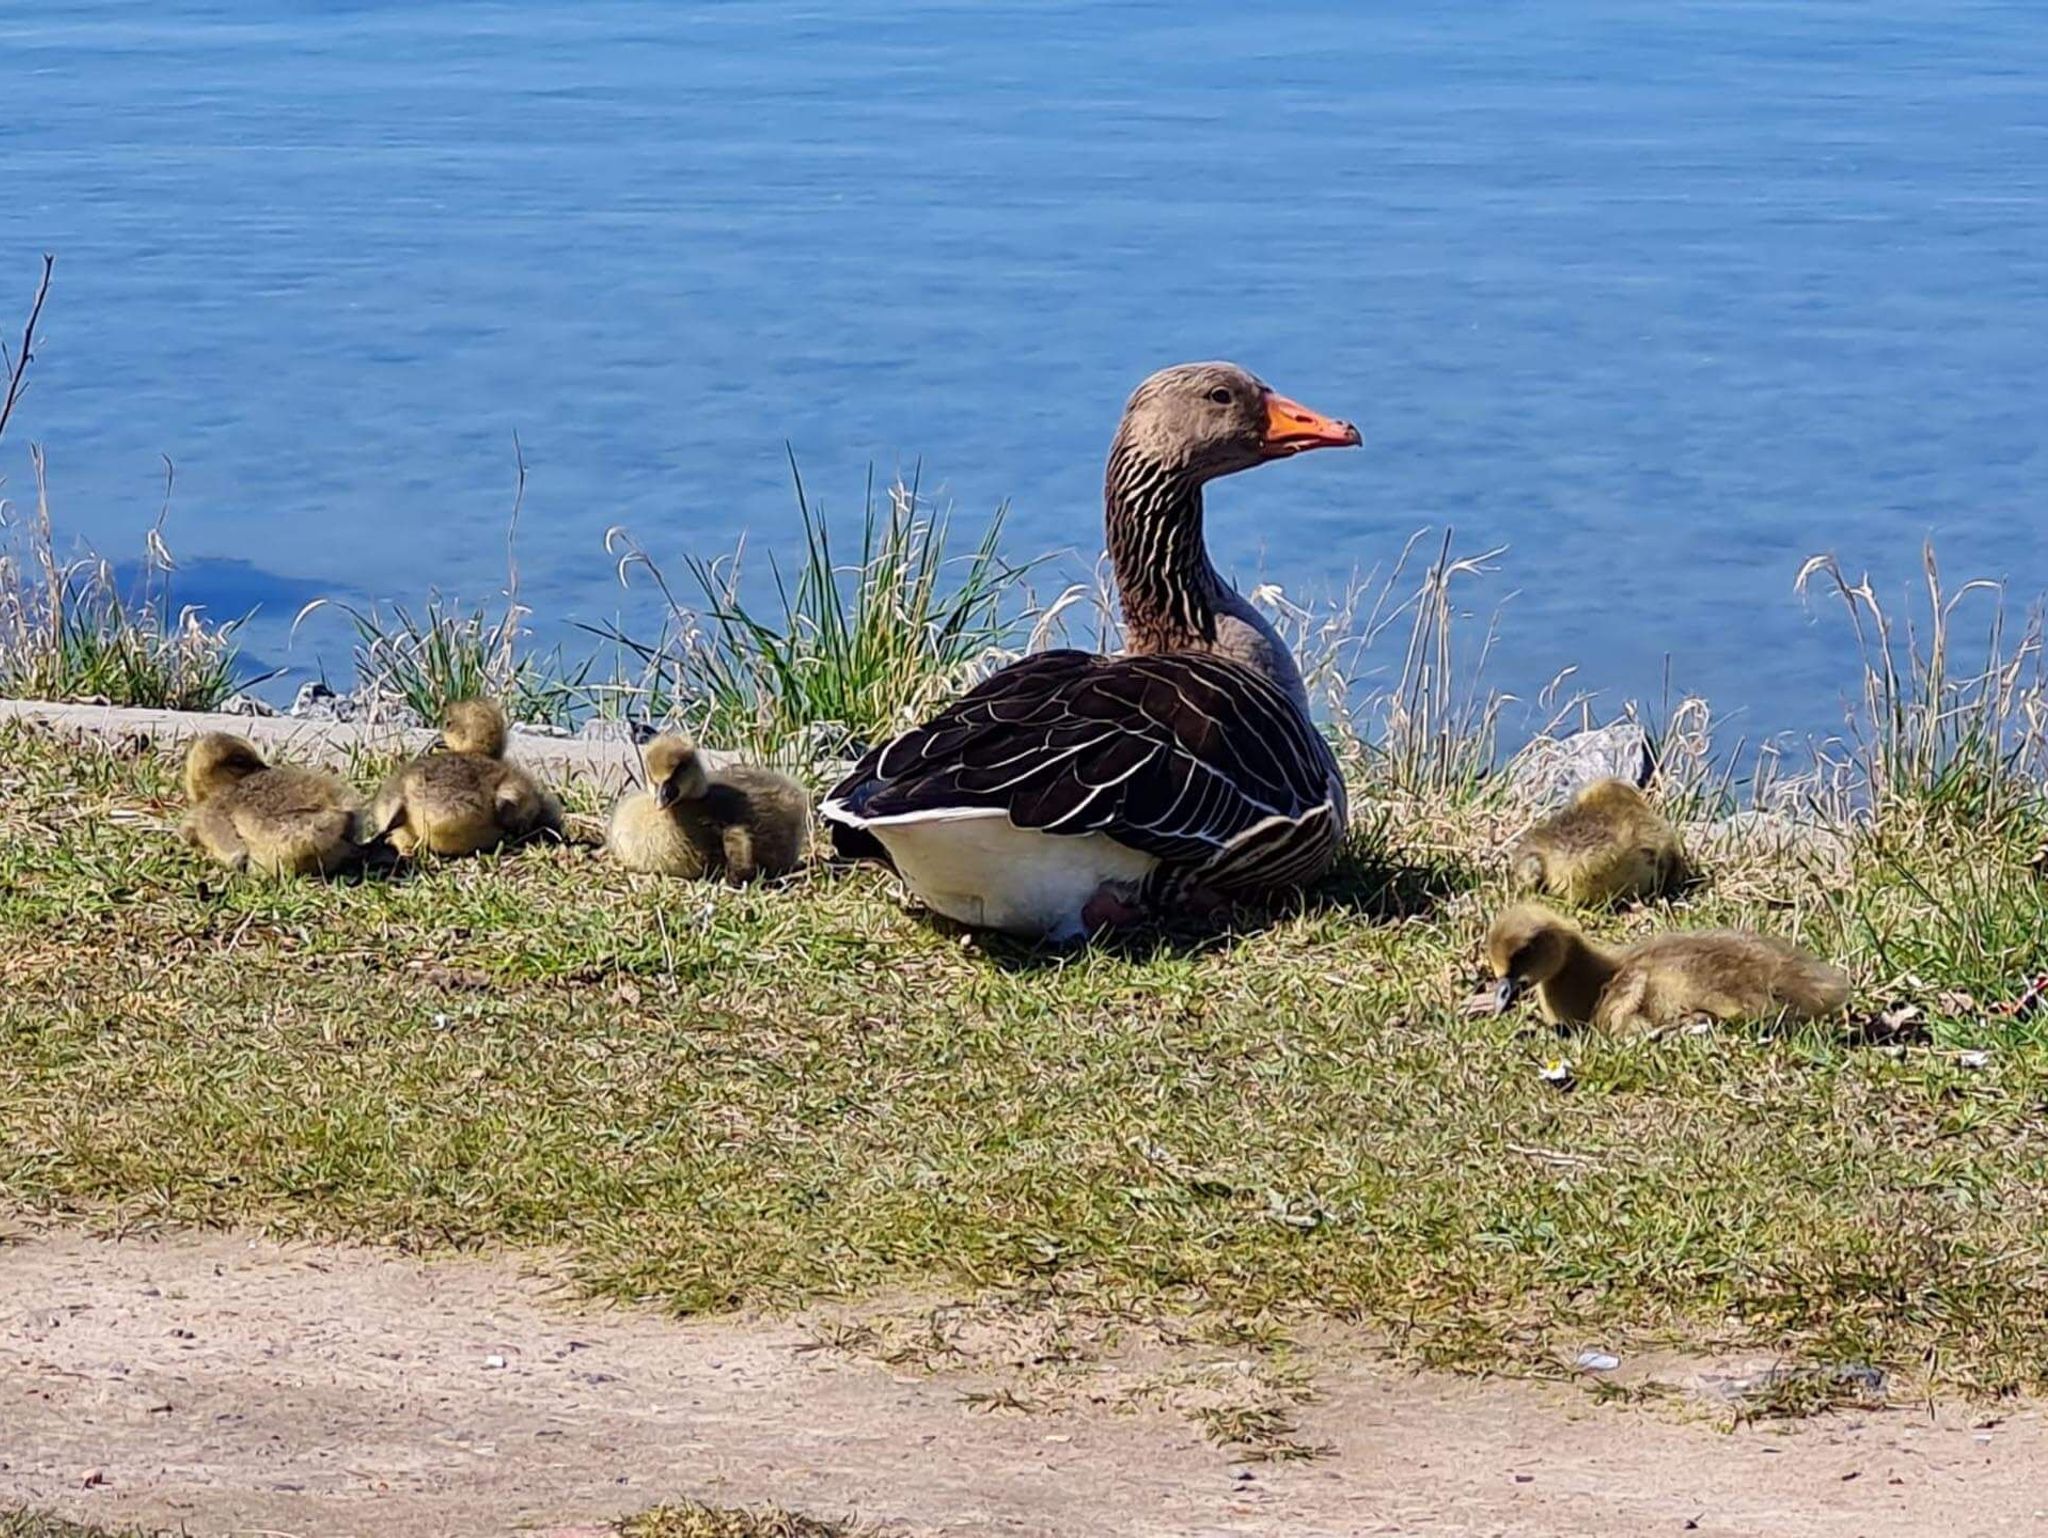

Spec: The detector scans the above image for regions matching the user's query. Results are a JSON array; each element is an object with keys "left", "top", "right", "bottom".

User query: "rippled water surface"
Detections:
[{"left": 5, "top": 2, "right": 2045, "bottom": 735}]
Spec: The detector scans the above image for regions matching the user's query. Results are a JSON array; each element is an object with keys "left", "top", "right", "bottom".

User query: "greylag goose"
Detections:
[
  {"left": 180, "top": 733, "right": 371, "bottom": 877},
  {"left": 607, "top": 732, "right": 812, "bottom": 881},
  {"left": 1508, "top": 778, "right": 1686, "bottom": 906},
  {"left": 821, "top": 361, "right": 1359, "bottom": 940},
  {"left": 368, "top": 698, "right": 561, "bottom": 857},
  {"left": 1482, "top": 903, "right": 1851, "bottom": 1031}
]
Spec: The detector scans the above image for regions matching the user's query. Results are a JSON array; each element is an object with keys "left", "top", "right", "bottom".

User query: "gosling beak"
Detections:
[
  {"left": 427, "top": 734, "right": 449, "bottom": 754},
  {"left": 1260, "top": 391, "right": 1361, "bottom": 458},
  {"left": 652, "top": 779, "right": 678, "bottom": 811},
  {"left": 1495, "top": 977, "right": 1522, "bottom": 1010}
]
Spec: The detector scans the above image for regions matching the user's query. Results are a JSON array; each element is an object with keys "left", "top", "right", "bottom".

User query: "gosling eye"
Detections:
[{"left": 1206, "top": 386, "right": 1234, "bottom": 406}]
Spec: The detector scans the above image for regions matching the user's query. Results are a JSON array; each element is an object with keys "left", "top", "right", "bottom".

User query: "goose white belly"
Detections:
[{"left": 858, "top": 809, "right": 1159, "bottom": 942}]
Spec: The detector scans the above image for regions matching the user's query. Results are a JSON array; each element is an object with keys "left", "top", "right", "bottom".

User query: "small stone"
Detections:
[
  {"left": 216, "top": 691, "right": 277, "bottom": 717},
  {"left": 577, "top": 717, "right": 658, "bottom": 745},
  {"left": 1700, "top": 810, "right": 1850, "bottom": 865},
  {"left": 289, "top": 681, "right": 347, "bottom": 720},
  {"left": 1506, "top": 723, "right": 1651, "bottom": 805},
  {"left": 287, "top": 681, "right": 423, "bottom": 728},
  {"left": 1959, "top": 1050, "right": 1991, "bottom": 1071},
  {"left": 1574, "top": 1350, "right": 1621, "bottom": 1373},
  {"left": 484, "top": 1353, "right": 507, "bottom": 1370},
  {"left": 81, "top": 1467, "right": 105, "bottom": 1488}
]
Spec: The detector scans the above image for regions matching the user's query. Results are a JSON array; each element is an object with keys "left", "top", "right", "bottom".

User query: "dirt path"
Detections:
[{"left": 1, "top": 1230, "right": 2041, "bottom": 1538}]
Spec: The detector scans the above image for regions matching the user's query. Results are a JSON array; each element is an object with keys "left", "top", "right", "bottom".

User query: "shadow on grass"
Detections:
[
  {"left": 960, "top": 831, "right": 1482, "bottom": 973},
  {"left": 1308, "top": 830, "right": 1478, "bottom": 923}
]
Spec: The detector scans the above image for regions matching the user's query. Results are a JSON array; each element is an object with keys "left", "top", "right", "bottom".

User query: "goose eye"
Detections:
[{"left": 1206, "top": 386, "right": 1234, "bottom": 406}]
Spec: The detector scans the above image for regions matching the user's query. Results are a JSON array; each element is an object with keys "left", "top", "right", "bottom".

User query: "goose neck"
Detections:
[{"left": 1103, "top": 441, "right": 1218, "bottom": 655}]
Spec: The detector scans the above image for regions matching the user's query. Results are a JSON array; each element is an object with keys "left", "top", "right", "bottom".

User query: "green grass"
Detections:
[
  {"left": 593, "top": 457, "right": 1029, "bottom": 760},
  {"left": 303, "top": 590, "right": 588, "bottom": 728},
  {"left": 4, "top": 724, "right": 2047, "bottom": 1398}
]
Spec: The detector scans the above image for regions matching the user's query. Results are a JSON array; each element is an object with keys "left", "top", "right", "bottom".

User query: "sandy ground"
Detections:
[{"left": 1, "top": 1230, "right": 2042, "bottom": 1538}]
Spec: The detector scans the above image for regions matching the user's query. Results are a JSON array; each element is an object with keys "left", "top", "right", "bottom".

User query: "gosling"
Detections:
[
  {"left": 607, "top": 733, "right": 810, "bottom": 882},
  {"left": 181, "top": 732, "right": 369, "bottom": 877},
  {"left": 1508, "top": 778, "right": 1685, "bottom": 906},
  {"left": 1483, "top": 902, "right": 1850, "bottom": 1032},
  {"left": 369, "top": 698, "right": 560, "bottom": 857}
]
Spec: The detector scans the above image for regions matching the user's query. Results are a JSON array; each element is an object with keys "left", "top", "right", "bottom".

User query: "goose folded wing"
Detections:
[{"left": 830, "top": 650, "right": 1339, "bottom": 867}]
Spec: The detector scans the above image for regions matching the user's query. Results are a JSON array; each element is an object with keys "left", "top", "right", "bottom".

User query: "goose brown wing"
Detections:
[{"left": 825, "top": 650, "right": 1342, "bottom": 871}]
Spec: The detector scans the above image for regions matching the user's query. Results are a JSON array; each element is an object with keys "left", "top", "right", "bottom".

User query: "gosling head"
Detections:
[
  {"left": 643, "top": 732, "right": 708, "bottom": 809},
  {"left": 1573, "top": 778, "right": 1651, "bottom": 813},
  {"left": 436, "top": 698, "right": 509, "bottom": 758},
  {"left": 1484, "top": 904, "right": 1583, "bottom": 1010},
  {"left": 183, "top": 732, "right": 268, "bottom": 804},
  {"left": 1115, "top": 362, "right": 1360, "bottom": 483}
]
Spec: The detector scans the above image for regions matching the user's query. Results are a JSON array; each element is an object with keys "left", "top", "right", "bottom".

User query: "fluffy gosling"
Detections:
[
  {"left": 1483, "top": 902, "right": 1850, "bottom": 1031},
  {"left": 369, "top": 698, "right": 560, "bottom": 857},
  {"left": 181, "top": 732, "right": 369, "bottom": 877},
  {"left": 607, "top": 733, "right": 810, "bottom": 881},
  {"left": 1508, "top": 778, "right": 1685, "bottom": 906}
]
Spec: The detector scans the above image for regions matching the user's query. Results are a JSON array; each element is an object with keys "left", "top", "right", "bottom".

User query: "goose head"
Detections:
[
  {"left": 437, "top": 698, "right": 509, "bottom": 758},
  {"left": 643, "top": 732, "right": 708, "bottom": 809},
  {"left": 1485, "top": 903, "right": 1582, "bottom": 1009},
  {"left": 184, "top": 732, "right": 268, "bottom": 803},
  {"left": 1114, "top": 362, "right": 1359, "bottom": 482}
]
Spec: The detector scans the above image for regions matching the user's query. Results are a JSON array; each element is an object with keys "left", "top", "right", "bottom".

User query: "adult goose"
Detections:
[{"left": 821, "top": 361, "right": 1359, "bottom": 940}]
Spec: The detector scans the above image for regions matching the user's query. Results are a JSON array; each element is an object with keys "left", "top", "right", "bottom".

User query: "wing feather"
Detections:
[{"left": 825, "top": 650, "right": 1344, "bottom": 890}]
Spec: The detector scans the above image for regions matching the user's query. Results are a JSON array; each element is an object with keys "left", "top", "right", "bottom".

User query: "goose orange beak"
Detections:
[{"left": 1260, "top": 392, "right": 1361, "bottom": 457}]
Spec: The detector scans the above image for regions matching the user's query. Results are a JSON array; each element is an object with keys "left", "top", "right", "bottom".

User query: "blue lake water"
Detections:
[{"left": 4, "top": 1, "right": 2045, "bottom": 742}]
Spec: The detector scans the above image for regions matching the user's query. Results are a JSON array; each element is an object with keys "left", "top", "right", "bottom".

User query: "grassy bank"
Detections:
[{"left": 3, "top": 710, "right": 2046, "bottom": 1398}]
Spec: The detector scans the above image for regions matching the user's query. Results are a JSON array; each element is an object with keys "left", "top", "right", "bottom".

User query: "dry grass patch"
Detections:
[
  {"left": 0, "top": 1514, "right": 166, "bottom": 1538},
  {"left": 621, "top": 1504, "right": 866, "bottom": 1538}
]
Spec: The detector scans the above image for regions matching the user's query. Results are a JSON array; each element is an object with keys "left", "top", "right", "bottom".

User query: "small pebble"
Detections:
[
  {"left": 484, "top": 1354, "right": 507, "bottom": 1370},
  {"left": 1574, "top": 1350, "right": 1621, "bottom": 1373},
  {"left": 1959, "top": 1050, "right": 1990, "bottom": 1071}
]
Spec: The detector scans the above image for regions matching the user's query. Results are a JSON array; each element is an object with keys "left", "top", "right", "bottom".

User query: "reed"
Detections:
[
  {"left": 0, "top": 448, "right": 244, "bottom": 712},
  {"left": 589, "top": 455, "right": 1028, "bottom": 762},
  {"left": 1797, "top": 543, "right": 2048, "bottom": 823},
  {"left": 0, "top": 261, "right": 243, "bottom": 712},
  {"left": 293, "top": 440, "right": 588, "bottom": 727}
]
